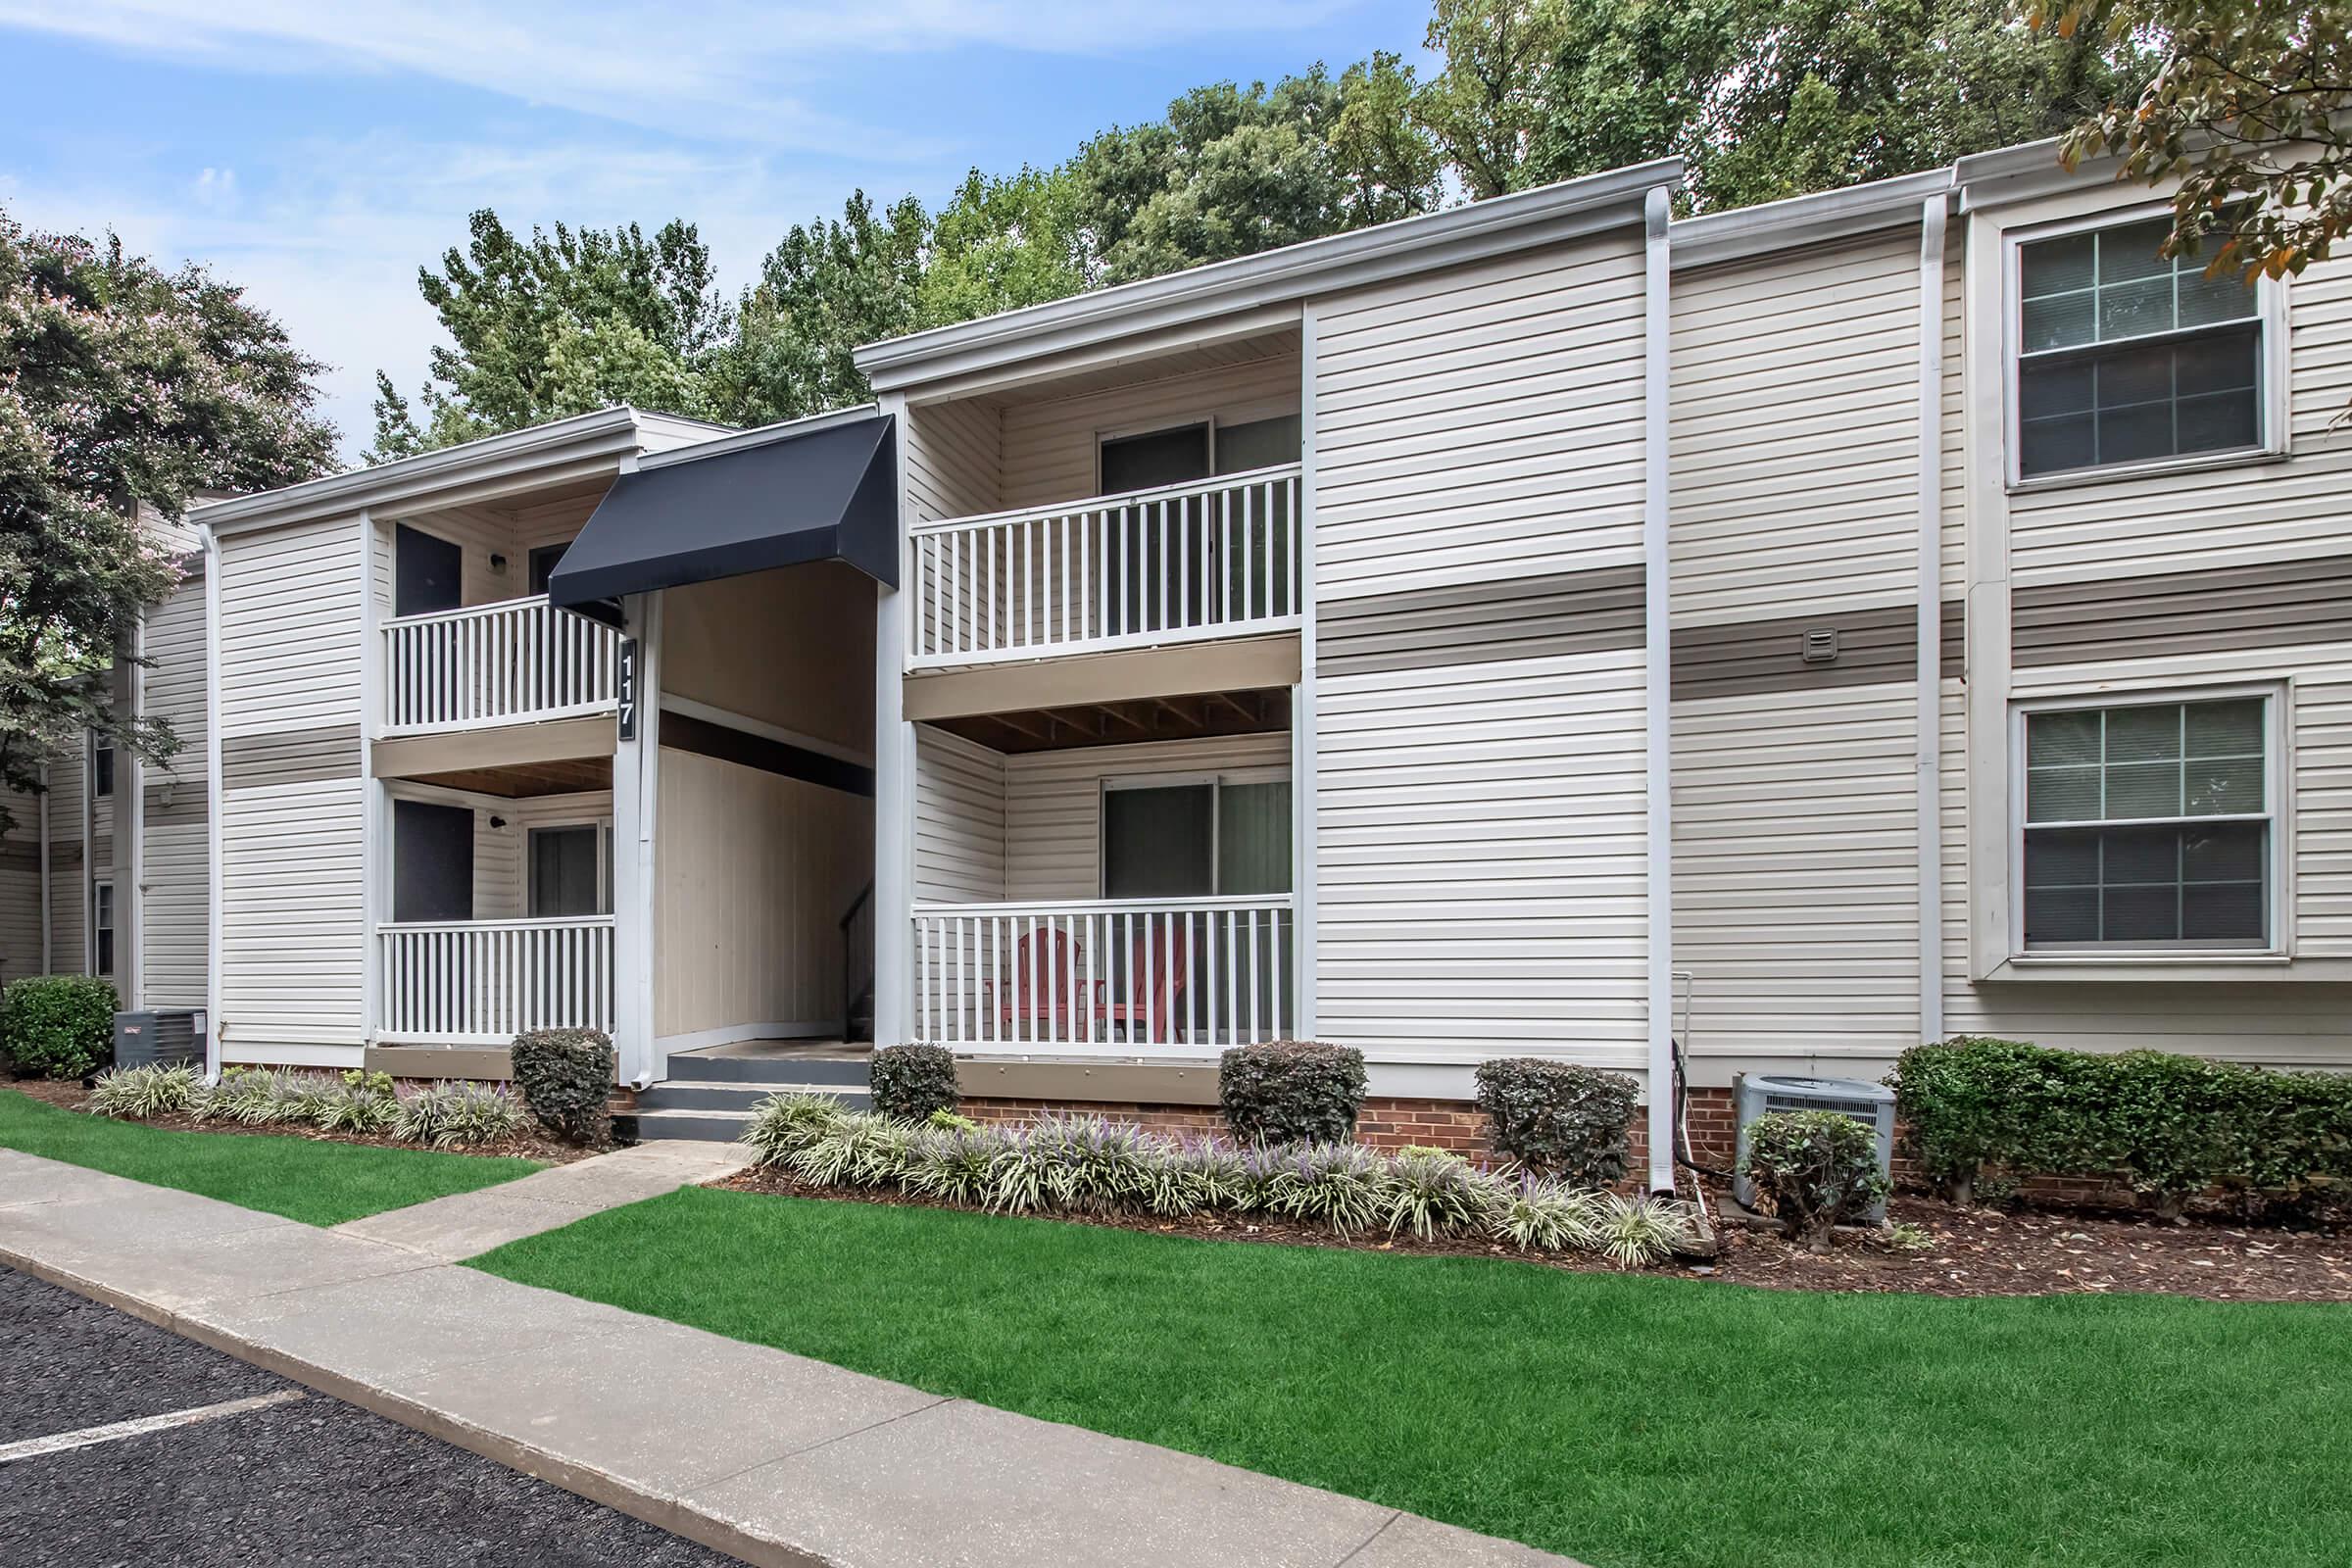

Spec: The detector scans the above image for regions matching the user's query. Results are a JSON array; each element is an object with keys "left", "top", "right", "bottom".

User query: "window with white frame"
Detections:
[
  {"left": 2019, "top": 694, "right": 2276, "bottom": 952},
  {"left": 2015, "top": 215, "right": 2269, "bottom": 480},
  {"left": 1101, "top": 775, "right": 1292, "bottom": 900}
]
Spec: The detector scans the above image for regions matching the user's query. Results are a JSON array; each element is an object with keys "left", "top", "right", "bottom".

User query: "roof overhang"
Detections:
[
  {"left": 546, "top": 412, "right": 898, "bottom": 623},
  {"left": 1671, "top": 168, "right": 1959, "bottom": 270},
  {"left": 191, "top": 406, "right": 733, "bottom": 539},
  {"left": 855, "top": 158, "right": 1685, "bottom": 399}
]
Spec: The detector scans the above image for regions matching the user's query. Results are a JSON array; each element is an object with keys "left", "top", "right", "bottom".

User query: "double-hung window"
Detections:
[
  {"left": 2014, "top": 215, "right": 2270, "bottom": 481},
  {"left": 93, "top": 881, "right": 115, "bottom": 977},
  {"left": 2019, "top": 694, "right": 2277, "bottom": 952}
]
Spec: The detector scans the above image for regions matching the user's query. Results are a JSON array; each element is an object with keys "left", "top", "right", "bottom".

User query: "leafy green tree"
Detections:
[
  {"left": 1414, "top": 0, "right": 1577, "bottom": 199},
  {"left": 2047, "top": 2, "right": 2351, "bottom": 295},
  {"left": 1073, "top": 64, "right": 1443, "bottom": 284},
  {"left": 715, "top": 192, "right": 928, "bottom": 425},
  {"left": 916, "top": 167, "right": 1088, "bottom": 329},
  {"left": 368, "top": 212, "right": 728, "bottom": 460},
  {"left": 0, "top": 209, "right": 335, "bottom": 829}
]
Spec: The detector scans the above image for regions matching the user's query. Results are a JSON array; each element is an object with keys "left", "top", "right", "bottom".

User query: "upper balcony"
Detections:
[
  {"left": 381, "top": 594, "right": 619, "bottom": 735},
  {"left": 906, "top": 463, "right": 1301, "bottom": 670}
]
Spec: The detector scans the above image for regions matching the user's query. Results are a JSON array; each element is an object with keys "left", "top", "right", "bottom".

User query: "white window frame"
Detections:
[
  {"left": 2003, "top": 202, "right": 2289, "bottom": 491},
  {"left": 1098, "top": 767, "right": 1292, "bottom": 899},
  {"left": 92, "top": 878, "right": 115, "bottom": 978},
  {"left": 2007, "top": 683, "right": 2287, "bottom": 959}
]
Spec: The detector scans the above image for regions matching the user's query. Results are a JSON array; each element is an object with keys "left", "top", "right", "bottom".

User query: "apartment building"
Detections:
[
  {"left": 173, "top": 135, "right": 2351, "bottom": 1182},
  {"left": 0, "top": 503, "right": 210, "bottom": 1010}
]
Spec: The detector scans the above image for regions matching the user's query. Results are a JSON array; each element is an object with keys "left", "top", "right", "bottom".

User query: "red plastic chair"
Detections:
[
  {"left": 1097, "top": 920, "right": 1191, "bottom": 1045},
  {"left": 992, "top": 926, "right": 1078, "bottom": 1036}
]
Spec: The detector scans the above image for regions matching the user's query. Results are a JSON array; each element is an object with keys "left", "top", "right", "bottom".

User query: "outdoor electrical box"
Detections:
[
  {"left": 1733, "top": 1072, "right": 1895, "bottom": 1223},
  {"left": 112, "top": 1009, "right": 207, "bottom": 1071}
]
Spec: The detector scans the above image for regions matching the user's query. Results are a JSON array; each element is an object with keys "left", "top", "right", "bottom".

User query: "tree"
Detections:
[
  {"left": 1415, "top": 0, "right": 1576, "bottom": 199},
  {"left": 368, "top": 212, "right": 728, "bottom": 460},
  {"left": 0, "top": 209, "right": 336, "bottom": 831},
  {"left": 1072, "top": 65, "right": 1442, "bottom": 284},
  {"left": 715, "top": 191, "right": 928, "bottom": 425},
  {"left": 917, "top": 167, "right": 1088, "bottom": 330},
  {"left": 2046, "top": 2, "right": 2351, "bottom": 306}
]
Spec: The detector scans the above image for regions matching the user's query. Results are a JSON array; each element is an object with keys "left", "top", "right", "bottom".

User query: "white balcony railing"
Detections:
[
  {"left": 906, "top": 464, "right": 1301, "bottom": 669},
  {"left": 909, "top": 896, "right": 1295, "bottom": 1052},
  {"left": 382, "top": 595, "right": 619, "bottom": 734},
  {"left": 376, "top": 916, "right": 615, "bottom": 1045}
]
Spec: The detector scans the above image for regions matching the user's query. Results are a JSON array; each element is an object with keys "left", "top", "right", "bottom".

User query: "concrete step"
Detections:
[
  {"left": 663, "top": 1048, "right": 871, "bottom": 1087},
  {"left": 638, "top": 1080, "right": 875, "bottom": 1113},
  {"left": 627, "top": 1107, "right": 758, "bottom": 1143}
]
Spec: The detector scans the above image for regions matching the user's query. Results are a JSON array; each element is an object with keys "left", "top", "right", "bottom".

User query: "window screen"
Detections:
[
  {"left": 2022, "top": 697, "right": 2271, "bottom": 949},
  {"left": 2016, "top": 218, "right": 2263, "bottom": 479}
]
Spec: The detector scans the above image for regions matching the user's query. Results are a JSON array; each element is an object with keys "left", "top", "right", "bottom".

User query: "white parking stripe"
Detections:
[{"left": 0, "top": 1389, "right": 307, "bottom": 1465}]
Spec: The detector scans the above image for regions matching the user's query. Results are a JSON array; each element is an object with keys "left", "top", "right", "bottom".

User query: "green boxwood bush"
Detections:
[
  {"left": 869, "top": 1042, "right": 958, "bottom": 1122},
  {"left": 1473, "top": 1057, "right": 1638, "bottom": 1183},
  {"left": 1, "top": 975, "right": 119, "bottom": 1079},
  {"left": 1219, "top": 1041, "right": 1366, "bottom": 1146},
  {"left": 1741, "top": 1110, "right": 1889, "bottom": 1250},
  {"left": 1889, "top": 1036, "right": 2352, "bottom": 1220},
  {"left": 510, "top": 1028, "right": 614, "bottom": 1145}
]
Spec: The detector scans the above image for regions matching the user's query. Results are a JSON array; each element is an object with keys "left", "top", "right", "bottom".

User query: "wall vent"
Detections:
[{"left": 1800, "top": 627, "right": 1839, "bottom": 664}]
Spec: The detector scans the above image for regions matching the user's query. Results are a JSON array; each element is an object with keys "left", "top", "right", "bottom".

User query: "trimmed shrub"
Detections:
[
  {"left": 88, "top": 1063, "right": 202, "bottom": 1119},
  {"left": 1219, "top": 1041, "right": 1366, "bottom": 1146},
  {"left": 511, "top": 1028, "right": 614, "bottom": 1145},
  {"left": 2, "top": 975, "right": 118, "bottom": 1080},
  {"left": 1891, "top": 1037, "right": 2352, "bottom": 1220},
  {"left": 869, "top": 1043, "right": 958, "bottom": 1122},
  {"left": 1473, "top": 1058, "right": 1639, "bottom": 1184},
  {"left": 1742, "top": 1110, "right": 1889, "bottom": 1251}
]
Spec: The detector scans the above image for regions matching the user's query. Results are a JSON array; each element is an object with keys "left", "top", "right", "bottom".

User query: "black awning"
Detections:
[{"left": 547, "top": 414, "right": 897, "bottom": 621}]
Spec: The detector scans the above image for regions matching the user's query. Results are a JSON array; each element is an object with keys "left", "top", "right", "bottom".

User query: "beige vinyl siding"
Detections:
[
  {"left": 220, "top": 515, "right": 363, "bottom": 737},
  {"left": 1310, "top": 232, "right": 1648, "bottom": 1067},
  {"left": 2007, "top": 255, "right": 2352, "bottom": 585},
  {"left": 1674, "top": 685, "right": 1921, "bottom": 1065},
  {"left": 1671, "top": 234, "right": 1923, "bottom": 624},
  {"left": 466, "top": 792, "right": 611, "bottom": 920},
  {"left": 1001, "top": 732, "right": 1291, "bottom": 903},
  {"left": 0, "top": 778, "right": 46, "bottom": 980},
  {"left": 906, "top": 398, "right": 1001, "bottom": 524},
  {"left": 1314, "top": 236, "right": 1645, "bottom": 600},
  {"left": 996, "top": 350, "right": 1300, "bottom": 513},
  {"left": 1316, "top": 653, "right": 1647, "bottom": 1066},
  {"left": 47, "top": 751, "right": 86, "bottom": 975},
  {"left": 914, "top": 727, "right": 1006, "bottom": 903},
  {"left": 140, "top": 577, "right": 210, "bottom": 1006},
  {"left": 653, "top": 749, "right": 871, "bottom": 1039},
  {"left": 219, "top": 778, "right": 365, "bottom": 1058}
]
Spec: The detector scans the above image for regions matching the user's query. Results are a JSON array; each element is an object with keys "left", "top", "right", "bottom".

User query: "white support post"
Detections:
[
  {"left": 202, "top": 525, "right": 222, "bottom": 1077},
  {"left": 1915, "top": 193, "right": 1948, "bottom": 1048},
  {"left": 358, "top": 511, "right": 380, "bottom": 1052},
  {"left": 1642, "top": 184, "right": 1677, "bottom": 1197},
  {"left": 37, "top": 762, "right": 51, "bottom": 975},
  {"left": 1292, "top": 307, "right": 1320, "bottom": 1041},
  {"left": 122, "top": 615, "right": 143, "bottom": 1007},
  {"left": 872, "top": 394, "right": 916, "bottom": 1049},
  {"left": 612, "top": 589, "right": 662, "bottom": 1086}
]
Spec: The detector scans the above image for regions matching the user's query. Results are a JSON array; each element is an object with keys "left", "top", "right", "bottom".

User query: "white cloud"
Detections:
[
  {"left": 0, "top": 0, "right": 1352, "bottom": 155},
  {"left": 191, "top": 167, "right": 237, "bottom": 209}
]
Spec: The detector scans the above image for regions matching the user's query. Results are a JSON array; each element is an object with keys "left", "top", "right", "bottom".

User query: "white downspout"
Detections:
[
  {"left": 1916, "top": 193, "right": 1949, "bottom": 1048},
  {"left": 38, "top": 762, "right": 51, "bottom": 974},
  {"left": 203, "top": 525, "right": 223, "bottom": 1077},
  {"left": 1642, "top": 185, "right": 1677, "bottom": 1197}
]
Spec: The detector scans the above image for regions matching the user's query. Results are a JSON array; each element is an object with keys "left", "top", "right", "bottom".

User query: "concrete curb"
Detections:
[{"left": 0, "top": 1155, "right": 1578, "bottom": 1568}]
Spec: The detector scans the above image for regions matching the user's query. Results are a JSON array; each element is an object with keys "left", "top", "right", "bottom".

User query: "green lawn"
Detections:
[
  {"left": 0, "top": 1088, "right": 541, "bottom": 1226},
  {"left": 475, "top": 1186, "right": 2350, "bottom": 1568}
]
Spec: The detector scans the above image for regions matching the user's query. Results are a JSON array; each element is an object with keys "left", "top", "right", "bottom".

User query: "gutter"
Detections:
[
  {"left": 1642, "top": 186, "right": 1677, "bottom": 1197},
  {"left": 1916, "top": 194, "right": 1949, "bottom": 1047}
]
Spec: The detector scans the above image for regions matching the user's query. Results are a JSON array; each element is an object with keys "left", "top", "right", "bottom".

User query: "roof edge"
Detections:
[
  {"left": 194, "top": 406, "right": 732, "bottom": 536},
  {"left": 856, "top": 157, "right": 1684, "bottom": 394},
  {"left": 1671, "top": 167, "right": 1957, "bottom": 269},
  {"left": 639, "top": 404, "right": 881, "bottom": 471}
]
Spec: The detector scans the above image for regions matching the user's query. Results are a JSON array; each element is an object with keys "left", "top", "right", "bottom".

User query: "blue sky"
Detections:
[{"left": 0, "top": 1, "right": 1429, "bottom": 460}]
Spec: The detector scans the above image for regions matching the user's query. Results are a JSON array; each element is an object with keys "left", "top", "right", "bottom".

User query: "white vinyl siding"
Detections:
[
  {"left": 1314, "top": 236, "right": 1645, "bottom": 599},
  {"left": 219, "top": 778, "right": 366, "bottom": 1056},
  {"left": 914, "top": 727, "right": 1007, "bottom": 903},
  {"left": 1671, "top": 233, "right": 1924, "bottom": 623},
  {"left": 996, "top": 350, "right": 1300, "bottom": 513},
  {"left": 220, "top": 515, "right": 363, "bottom": 737},
  {"left": 140, "top": 576, "right": 209, "bottom": 1006}
]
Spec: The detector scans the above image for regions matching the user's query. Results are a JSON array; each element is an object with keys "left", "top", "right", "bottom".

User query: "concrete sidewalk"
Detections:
[
  {"left": 332, "top": 1141, "right": 755, "bottom": 1261},
  {"left": 0, "top": 1151, "right": 1574, "bottom": 1568}
]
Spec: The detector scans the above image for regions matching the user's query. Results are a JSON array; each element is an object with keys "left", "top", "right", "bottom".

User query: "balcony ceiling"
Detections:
[
  {"left": 405, "top": 756, "right": 613, "bottom": 798},
  {"left": 931, "top": 686, "right": 1290, "bottom": 755}
]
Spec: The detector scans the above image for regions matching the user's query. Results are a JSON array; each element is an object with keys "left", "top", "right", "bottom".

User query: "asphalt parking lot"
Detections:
[{"left": 0, "top": 1265, "right": 746, "bottom": 1567}]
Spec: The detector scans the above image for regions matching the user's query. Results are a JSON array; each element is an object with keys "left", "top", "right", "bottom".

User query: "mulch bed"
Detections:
[
  {"left": 721, "top": 1164, "right": 2352, "bottom": 1303},
  {"left": 8, "top": 1079, "right": 594, "bottom": 1164}
]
